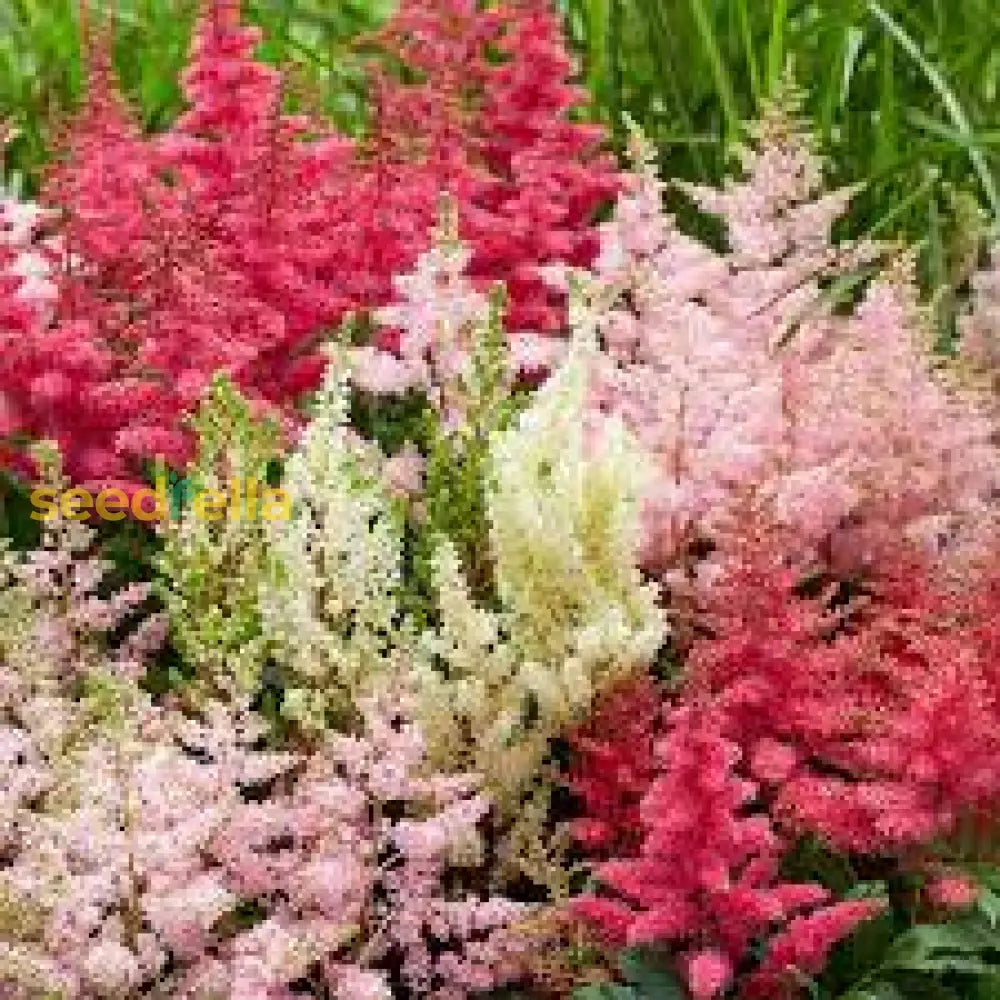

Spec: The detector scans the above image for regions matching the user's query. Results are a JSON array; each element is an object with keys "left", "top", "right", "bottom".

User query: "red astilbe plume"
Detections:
[
  {"left": 571, "top": 528, "right": 1000, "bottom": 997},
  {"left": 158, "top": 0, "right": 357, "bottom": 402},
  {"left": 689, "top": 532, "right": 1000, "bottom": 856},
  {"left": 1, "top": 0, "right": 618, "bottom": 488},
  {"left": 572, "top": 695, "right": 884, "bottom": 1000},
  {"left": 369, "top": 0, "right": 620, "bottom": 339},
  {"left": 1, "top": 4, "right": 354, "bottom": 492},
  {"left": 0, "top": 25, "right": 162, "bottom": 491},
  {"left": 565, "top": 672, "right": 662, "bottom": 858}
]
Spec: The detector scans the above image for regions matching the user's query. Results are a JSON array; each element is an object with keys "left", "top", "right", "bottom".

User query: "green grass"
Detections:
[{"left": 559, "top": 0, "right": 1000, "bottom": 327}]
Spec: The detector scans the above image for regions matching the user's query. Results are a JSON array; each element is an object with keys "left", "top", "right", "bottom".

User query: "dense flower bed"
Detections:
[{"left": 3, "top": 2, "right": 1000, "bottom": 998}]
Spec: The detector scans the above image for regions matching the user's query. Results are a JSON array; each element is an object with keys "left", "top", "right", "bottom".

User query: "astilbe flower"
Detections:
[
  {"left": 3, "top": 681, "right": 530, "bottom": 1000},
  {"left": 685, "top": 532, "right": 1000, "bottom": 856},
  {"left": 1, "top": 693, "right": 290, "bottom": 1000},
  {"left": 2, "top": 32, "right": 189, "bottom": 494},
  {"left": 1, "top": 8, "right": 327, "bottom": 493},
  {"left": 201, "top": 687, "right": 532, "bottom": 1000},
  {"left": 258, "top": 351, "right": 407, "bottom": 728},
  {"left": 0, "top": 181, "right": 62, "bottom": 474},
  {"left": 1, "top": 472, "right": 530, "bottom": 998},
  {"left": 1, "top": 0, "right": 617, "bottom": 490},
  {"left": 569, "top": 83, "right": 998, "bottom": 583},
  {"left": 674, "top": 70, "right": 876, "bottom": 348},
  {"left": 0, "top": 187, "right": 59, "bottom": 318},
  {"left": 350, "top": 196, "right": 566, "bottom": 419},
  {"left": 368, "top": 0, "right": 620, "bottom": 338},
  {"left": 0, "top": 446, "right": 166, "bottom": 690},
  {"left": 572, "top": 694, "right": 884, "bottom": 1000},
  {"left": 572, "top": 528, "right": 1000, "bottom": 997},
  {"left": 564, "top": 672, "right": 662, "bottom": 858},
  {"left": 350, "top": 197, "right": 494, "bottom": 404},
  {"left": 261, "top": 320, "right": 665, "bottom": 893},
  {"left": 0, "top": 475, "right": 228, "bottom": 1000},
  {"left": 410, "top": 324, "right": 665, "bottom": 891},
  {"left": 155, "top": 374, "right": 282, "bottom": 704}
]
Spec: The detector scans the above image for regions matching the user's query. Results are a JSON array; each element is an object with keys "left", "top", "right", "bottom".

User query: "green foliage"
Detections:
[
  {"left": 573, "top": 947, "right": 685, "bottom": 1000},
  {"left": 153, "top": 374, "right": 279, "bottom": 702},
  {"left": 837, "top": 914, "right": 1000, "bottom": 999},
  {"left": 420, "top": 285, "right": 524, "bottom": 604},
  {"left": 559, "top": 0, "right": 1000, "bottom": 334},
  {"left": 0, "top": 468, "right": 41, "bottom": 551}
]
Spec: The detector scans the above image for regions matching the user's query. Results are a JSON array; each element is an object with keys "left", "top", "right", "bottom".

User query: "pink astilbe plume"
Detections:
[
  {"left": 1, "top": 508, "right": 531, "bottom": 998},
  {"left": 575, "top": 87, "right": 998, "bottom": 582},
  {"left": 0, "top": 699, "right": 291, "bottom": 1000},
  {"left": 189, "top": 687, "right": 533, "bottom": 1000}
]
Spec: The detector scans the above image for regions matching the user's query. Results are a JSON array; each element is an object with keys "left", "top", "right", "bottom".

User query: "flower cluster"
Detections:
[
  {"left": 259, "top": 319, "right": 665, "bottom": 893},
  {"left": 1, "top": 507, "right": 531, "bottom": 998},
  {"left": 570, "top": 78, "right": 997, "bottom": 584},
  {"left": 570, "top": 527, "right": 1000, "bottom": 997},
  {"left": 5, "top": 5, "right": 1000, "bottom": 999},
  {"left": 0, "top": 0, "right": 616, "bottom": 492}
]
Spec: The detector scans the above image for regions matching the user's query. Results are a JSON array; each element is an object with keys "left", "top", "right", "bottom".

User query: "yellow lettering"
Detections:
[
  {"left": 29, "top": 487, "right": 58, "bottom": 520},
  {"left": 60, "top": 488, "right": 93, "bottom": 521},
  {"left": 96, "top": 488, "right": 128, "bottom": 521}
]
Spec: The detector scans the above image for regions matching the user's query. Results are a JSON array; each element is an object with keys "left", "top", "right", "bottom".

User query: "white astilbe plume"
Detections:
[
  {"left": 485, "top": 323, "right": 663, "bottom": 665},
  {"left": 260, "top": 329, "right": 665, "bottom": 893},
  {"left": 412, "top": 323, "right": 666, "bottom": 890},
  {"left": 260, "top": 351, "right": 406, "bottom": 728}
]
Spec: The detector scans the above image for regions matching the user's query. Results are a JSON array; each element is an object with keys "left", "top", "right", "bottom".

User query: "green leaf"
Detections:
[
  {"left": 977, "top": 885, "right": 1000, "bottom": 931},
  {"left": 877, "top": 920, "right": 1000, "bottom": 975},
  {"left": 618, "top": 947, "right": 686, "bottom": 998},
  {"left": 573, "top": 985, "right": 639, "bottom": 1000},
  {"left": 838, "top": 982, "right": 906, "bottom": 1000}
]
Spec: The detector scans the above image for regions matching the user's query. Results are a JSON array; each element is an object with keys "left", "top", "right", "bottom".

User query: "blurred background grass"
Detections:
[{"left": 1, "top": 0, "right": 999, "bottom": 325}]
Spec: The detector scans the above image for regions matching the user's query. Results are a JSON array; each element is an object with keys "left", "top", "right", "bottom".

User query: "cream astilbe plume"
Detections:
[
  {"left": 412, "top": 319, "right": 666, "bottom": 891},
  {"left": 260, "top": 350, "right": 406, "bottom": 728}
]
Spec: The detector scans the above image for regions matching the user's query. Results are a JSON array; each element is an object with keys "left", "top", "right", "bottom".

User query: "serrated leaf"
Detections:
[{"left": 876, "top": 920, "right": 1000, "bottom": 977}]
